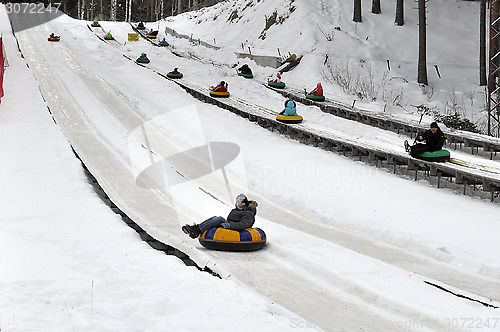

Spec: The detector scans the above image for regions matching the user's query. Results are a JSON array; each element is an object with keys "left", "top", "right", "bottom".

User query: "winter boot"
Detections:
[
  {"left": 182, "top": 224, "right": 201, "bottom": 239},
  {"left": 404, "top": 140, "right": 410, "bottom": 153}
]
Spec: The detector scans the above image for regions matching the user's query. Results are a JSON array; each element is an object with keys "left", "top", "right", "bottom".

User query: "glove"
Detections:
[
  {"left": 221, "top": 221, "right": 231, "bottom": 229},
  {"left": 248, "top": 201, "right": 258, "bottom": 208}
]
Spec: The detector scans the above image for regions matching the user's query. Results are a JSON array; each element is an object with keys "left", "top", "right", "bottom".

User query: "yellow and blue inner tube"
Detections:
[
  {"left": 199, "top": 227, "right": 266, "bottom": 251},
  {"left": 276, "top": 114, "right": 303, "bottom": 124}
]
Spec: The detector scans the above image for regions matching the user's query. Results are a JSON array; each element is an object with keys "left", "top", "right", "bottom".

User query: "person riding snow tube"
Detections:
[
  {"left": 268, "top": 75, "right": 285, "bottom": 88},
  {"left": 137, "top": 22, "right": 145, "bottom": 30},
  {"left": 405, "top": 122, "right": 450, "bottom": 162},
  {"left": 48, "top": 33, "right": 60, "bottom": 42},
  {"left": 104, "top": 32, "right": 114, "bottom": 40},
  {"left": 147, "top": 30, "right": 159, "bottom": 38},
  {"left": 136, "top": 53, "right": 150, "bottom": 64},
  {"left": 91, "top": 20, "right": 100, "bottom": 27},
  {"left": 210, "top": 81, "right": 230, "bottom": 97},
  {"left": 237, "top": 64, "right": 253, "bottom": 78},
  {"left": 166, "top": 68, "right": 183, "bottom": 79},
  {"left": 199, "top": 227, "right": 267, "bottom": 251},
  {"left": 306, "top": 83, "right": 325, "bottom": 101},
  {"left": 159, "top": 38, "right": 169, "bottom": 46},
  {"left": 276, "top": 100, "right": 303, "bottom": 124}
]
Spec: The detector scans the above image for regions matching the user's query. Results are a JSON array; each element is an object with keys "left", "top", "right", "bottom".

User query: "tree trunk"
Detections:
[
  {"left": 353, "top": 0, "right": 362, "bottom": 22},
  {"left": 480, "top": 0, "right": 487, "bottom": 86},
  {"left": 110, "top": 0, "right": 116, "bottom": 21},
  {"left": 417, "top": 0, "right": 428, "bottom": 85},
  {"left": 395, "top": 0, "right": 404, "bottom": 26},
  {"left": 372, "top": 0, "right": 381, "bottom": 14}
]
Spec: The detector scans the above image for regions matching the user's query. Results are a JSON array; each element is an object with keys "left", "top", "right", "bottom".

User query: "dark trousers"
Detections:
[{"left": 410, "top": 143, "right": 430, "bottom": 157}]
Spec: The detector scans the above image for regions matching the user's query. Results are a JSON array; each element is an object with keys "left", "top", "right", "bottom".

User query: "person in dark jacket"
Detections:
[
  {"left": 238, "top": 64, "right": 253, "bottom": 75},
  {"left": 406, "top": 122, "right": 446, "bottom": 157},
  {"left": 182, "top": 194, "right": 258, "bottom": 239}
]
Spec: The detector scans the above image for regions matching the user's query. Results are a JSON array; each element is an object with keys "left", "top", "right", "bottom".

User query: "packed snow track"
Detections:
[{"left": 9, "top": 10, "right": 500, "bottom": 332}]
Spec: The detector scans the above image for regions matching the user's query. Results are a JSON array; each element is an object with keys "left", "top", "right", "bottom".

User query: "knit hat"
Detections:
[
  {"left": 235, "top": 193, "right": 247, "bottom": 205},
  {"left": 430, "top": 121, "right": 439, "bottom": 129}
]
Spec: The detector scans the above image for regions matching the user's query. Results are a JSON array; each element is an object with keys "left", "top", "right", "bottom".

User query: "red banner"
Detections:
[{"left": 0, "top": 36, "right": 4, "bottom": 103}]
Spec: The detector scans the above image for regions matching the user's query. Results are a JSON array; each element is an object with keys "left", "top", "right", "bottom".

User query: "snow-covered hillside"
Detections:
[
  {"left": 2, "top": 1, "right": 500, "bottom": 331},
  {"left": 166, "top": 0, "right": 485, "bottom": 131}
]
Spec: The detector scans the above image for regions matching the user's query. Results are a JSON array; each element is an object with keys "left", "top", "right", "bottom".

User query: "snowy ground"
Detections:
[
  {"left": 1, "top": 1, "right": 500, "bottom": 331},
  {"left": 166, "top": 0, "right": 487, "bottom": 131}
]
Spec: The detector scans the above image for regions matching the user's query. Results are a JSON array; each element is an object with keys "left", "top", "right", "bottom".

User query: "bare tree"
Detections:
[
  {"left": 372, "top": 0, "right": 381, "bottom": 14},
  {"left": 480, "top": 0, "right": 487, "bottom": 86},
  {"left": 417, "top": 0, "right": 428, "bottom": 85},
  {"left": 395, "top": 0, "right": 404, "bottom": 26},
  {"left": 353, "top": 0, "right": 362, "bottom": 22},
  {"left": 125, "top": 0, "right": 132, "bottom": 22},
  {"left": 110, "top": 0, "right": 116, "bottom": 21}
]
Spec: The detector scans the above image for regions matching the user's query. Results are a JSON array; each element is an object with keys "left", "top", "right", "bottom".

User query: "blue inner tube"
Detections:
[{"left": 199, "top": 227, "right": 267, "bottom": 251}]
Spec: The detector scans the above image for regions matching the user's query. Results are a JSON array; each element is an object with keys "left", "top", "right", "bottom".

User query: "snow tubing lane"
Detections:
[
  {"left": 306, "top": 94, "right": 325, "bottom": 101},
  {"left": 210, "top": 91, "right": 230, "bottom": 98},
  {"left": 166, "top": 72, "right": 183, "bottom": 79},
  {"left": 415, "top": 149, "right": 451, "bottom": 162},
  {"left": 238, "top": 73, "right": 253, "bottom": 79},
  {"left": 268, "top": 81, "right": 286, "bottom": 89},
  {"left": 199, "top": 227, "right": 266, "bottom": 251},
  {"left": 276, "top": 114, "right": 303, "bottom": 124}
]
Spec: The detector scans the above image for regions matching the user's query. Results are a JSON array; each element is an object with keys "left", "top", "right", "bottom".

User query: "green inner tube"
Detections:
[
  {"left": 136, "top": 59, "right": 150, "bottom": 63},
  {"left": 159, "top": 42, "right": 169, "bottom": 46},
  {"left": 238, "top": 73, "right": 253, "bottom": 79},
  {"left": 306, "top": 94, "right": 325, "bottom": 101},
  {"left": 415, "top": 149, "right": 451, "bottom": 162},
  {"left": 268, "top": 81, "right": 286, "bottom": 88},
  {"left": 166, "top": 72, "right": 183, "bottom": 79}
]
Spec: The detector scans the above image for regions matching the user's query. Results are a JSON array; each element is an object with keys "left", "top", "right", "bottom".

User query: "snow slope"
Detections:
[
  {"left": 166, "top": 0, "right": 486, "bottom": 130},
  {"left": 2, "top": 1, "right": 500, "bottom": 331}
]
